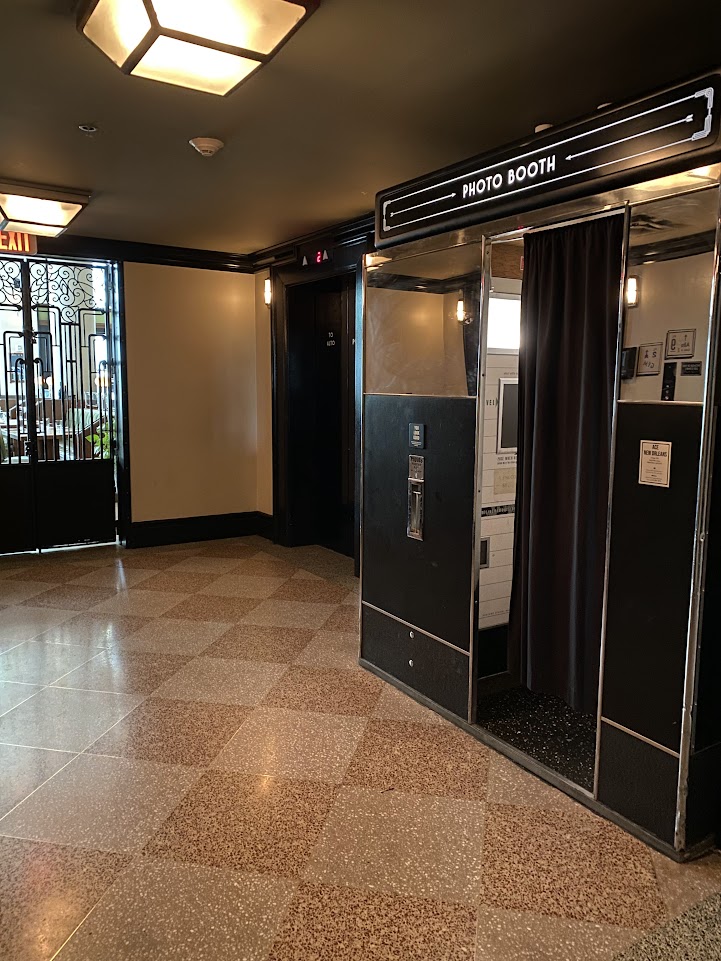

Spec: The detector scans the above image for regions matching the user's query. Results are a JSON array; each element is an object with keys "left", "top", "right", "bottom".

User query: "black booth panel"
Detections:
[
  {"left": 361, "top": 604, "right": 469, "bottom": 718},
  {"left": 685, "top": 744, "right": 721, "bottom": 847},
  {"left": 597, "top": 722, "right": 678, "bottom": 845},
  {"left": 602, "top": 403, "right": 702, "bottom": 753},
  {"left": 362, "top": 394, "right": 476, "bottom": 651}
]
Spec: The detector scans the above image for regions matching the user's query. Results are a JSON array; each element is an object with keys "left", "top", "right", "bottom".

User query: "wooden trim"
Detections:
[{"left": 36, "top": 236, "right": 255, "bottom": 274}]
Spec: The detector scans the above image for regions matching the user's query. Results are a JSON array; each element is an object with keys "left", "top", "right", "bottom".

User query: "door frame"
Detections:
[
  {"left": 0, "top": 251, "right": 123, "bottom": 553},
  {"left": 271, "top": 235, "right": 370, "bottom": 570}
]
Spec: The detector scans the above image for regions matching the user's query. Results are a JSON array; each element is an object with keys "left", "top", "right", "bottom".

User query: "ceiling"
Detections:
[{"left": 3, "top": 0, "right": 721, "bottom": 255}]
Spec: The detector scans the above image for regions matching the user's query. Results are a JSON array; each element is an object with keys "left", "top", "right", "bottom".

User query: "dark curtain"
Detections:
[{"left": 508, "top": 214, "right": 623, "bottom": 715}]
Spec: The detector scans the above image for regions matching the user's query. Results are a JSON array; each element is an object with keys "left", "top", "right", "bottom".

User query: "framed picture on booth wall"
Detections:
[
  {"left": 665, "top": 329, "right": 696, "bottom": 359},
  {"left": 637, "top": 343, "right": 663, "bottom": 376}
]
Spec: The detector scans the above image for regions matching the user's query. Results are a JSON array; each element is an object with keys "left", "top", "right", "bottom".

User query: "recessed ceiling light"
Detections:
[
  {"left": 78, "top": 0, "right": 321, "bottom": 96},
  {"left": 78, "top": 123, "right": 99, "bottom": 134}
]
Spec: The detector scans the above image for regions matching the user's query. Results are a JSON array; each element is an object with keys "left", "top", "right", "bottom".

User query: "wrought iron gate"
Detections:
[{"left": 0, "top": 256, "right": 116, "bottom": 553}]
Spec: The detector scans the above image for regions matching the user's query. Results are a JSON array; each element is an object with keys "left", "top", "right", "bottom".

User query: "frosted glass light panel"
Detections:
[
  {"left": 621, "top": 187, "right": 719, "bottom": 404},
  {"left": 365, "top": 245, "right": 482, "bottom": 397},
  {"left": 80, "top": 0, "right": 317, "bottom": 95},
  {"left": 487, "top": 293, "right": 521, "bottom": 351}
]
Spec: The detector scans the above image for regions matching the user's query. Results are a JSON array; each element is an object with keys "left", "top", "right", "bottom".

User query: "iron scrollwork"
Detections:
[
  {"left": 0, "top": 258, "right": 22, "bottom": 308},
  {"left": 29, "top": 262, "right": 105, "bottom": 321}
]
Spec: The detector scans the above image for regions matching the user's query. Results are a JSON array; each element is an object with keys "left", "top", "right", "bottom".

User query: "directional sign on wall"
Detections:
[{"left": 376, "top": 75, "right": 721, "bottom": 246}]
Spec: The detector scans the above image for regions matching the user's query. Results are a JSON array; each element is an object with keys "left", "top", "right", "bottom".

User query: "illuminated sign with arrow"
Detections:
[{"left": 376, "top": 75, "right": 720, "bottom": 246}]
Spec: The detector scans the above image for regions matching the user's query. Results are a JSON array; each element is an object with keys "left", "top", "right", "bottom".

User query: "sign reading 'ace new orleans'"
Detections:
[{"left": 376, "top": 75, "right": 721, "bottom": 246}]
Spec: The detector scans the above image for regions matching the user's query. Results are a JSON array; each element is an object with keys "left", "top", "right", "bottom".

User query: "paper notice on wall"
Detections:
[
  {"left": 639, "top": 440, "right": 672, "bottom": 488},
  {"left": 494, "top": 467, "right": 517, "bottom": 496}
]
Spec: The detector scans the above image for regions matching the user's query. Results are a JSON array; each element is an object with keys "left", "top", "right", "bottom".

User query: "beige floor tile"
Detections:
[
  {"left": 0, "top": 641, "right": 100, "bottom": 685},
  {"left": 165, "top": 555, "right": 246, "bottom": 573},
  {"left": 56, "top": 860, "right": 296, "bottom": 961},
  {"left": 109, "top": 617, "right": 231, "bottom": 655},
  {"left": 0, "top": 744, "right": 75, "bottom": 818},
  {"left": 5, "top": 563, "right": 96, "bottom": 584},
  {"left": 231, "top": 556, "right": 299, "bottom": 577},
  {"left": 0, "top": 836, "right": 129, "bottom": 961},
  {"left": 486, "top": 753, "right": 598, "bottom": 816},
  {"left": 203, "top": 624, "right": 315, "bottom": 662},
  {"left": 241, "top": 599, "right": 339, "bottom": 631},
  {"left": 322, "top": 605, "right": 360, "bottom": 633},
  {"left": 68, "top": 566, "right": 159, "bottom": 590},
  {"left": 164, "top": 594, "right": 262, "bottom": 622},
  {"left": 0, "top": 606, "right": 77, "bottom": 645},
  {"left": 267, "top": 882, "right": 477, "bottom": 961},
  {"left": 0, "top": 686, "right": 143, "bottom": 751},
  {"left": 0, "top": 753, "right": 200, "bottom": 852},
  {"left": 134, "top": 570, "right": 220, "bottom": 593},
  {"left": 21, "top": 585, "right": 116, "bottom": 611},
  {"left": 88, "top": 697, "right": 249, "bottom": 766},
  {"left": 270, "top": 579, "right": 350, "bottom": 605},
  {"left": 372, "top": 685, "right": 450, "bottom": 726},
  {"left": 200, "top": 542, "right": 260, "bottom": 560},
  {"left": 474, "top": 905, "right": 641, "bottom": 960},
  {"left": 36, "top": 613, "right": 152, "bottom": 648},
  {"left": 651, "top": 850, "right": 721, "bottom": 918},
  {"left": 0, "top": 681, "right": 41, "bottom": 717},
  {"left": 200, "top": 573, "right": 290, "bottom": 599},
  {"left": 143, "top": 771, "right": 336, "bottom": 877},
  {"left": 344, "top": 719, "right": 490, "bottom": 800},
  {"left": 293, "top": 630, "right": 360, "bottom": 671},
  {"left": 52, "top": 650, "right": 192, "bottom": 695},
  {"left": 305, "top": 786, "right": 485, "bottom": 903},
  {"left": 479, "top": 803, "right": 666, "bottom": 928},
  {"left": 153, "top": 657, "right": 288, "bottom": 706},
  {"left": 91, "top": 590, "right": 188, "bottom": 618},
  {"left": 0, "top": 581, "right": 59, "bottom": 605},
  {"left": 263, "top": 666, "right": 383, "bottom": 716},
  {"left": 212, "top": 708, "right": 367, "bottom": 782}
]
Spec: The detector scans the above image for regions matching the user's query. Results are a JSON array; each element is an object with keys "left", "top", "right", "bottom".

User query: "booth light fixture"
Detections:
[
  {"left": 625, "top": 275, "right": 639, "bottom": 308},
  {"left": 78, "top": 0, "right": 320, "bottom": 96},
  {"left": 264, "top": 276, "right": 272, "bottom": 306},
  {"left": 0, "top": 184, "right": 89, "bottom": 238},
  {"left": 456, "top": 294, "right": 466, "bottom": 323}
]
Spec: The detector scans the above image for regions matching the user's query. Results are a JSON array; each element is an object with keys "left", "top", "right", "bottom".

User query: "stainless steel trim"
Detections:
[
  {"left": 468, "top": 236, "right": 491, "bottom": 723},
  {"left": 674, "top": 184, "right": 721, "bottom": 851},
  {"left": 358, "top": 260, "right": 368, "bottom": 654},
  {"left": 361, "top": 600, "right": 470, "bottom": 656},
  {"left": 524, "top": 206, "right": 625, "bottom": 236},
  {"left": 363, "top": 392, "right": 473, "bottom": 399},
  {"left": 601, "top": 717, "right": 681, "bottom": 758},
  {"left": 616, "top": 399, "right": 703, "bottom": 406},
  {"left": 594, "top": 205, "right": 631, "bottom": 799}
]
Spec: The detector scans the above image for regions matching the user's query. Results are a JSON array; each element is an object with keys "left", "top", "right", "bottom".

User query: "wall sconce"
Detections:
[
  {"left": 456, "top": 294, "right": 466, "bottom": 323},
  {"left": 264, "top": 276, "right": 272, "bottom": 307},
  {"left": 0, "top": 183, "right": 89, "bottom": 238},
  {"left": 78, "top": 0, "right": 321, "bottom": 96},
  {"left": 625, "top": 275, "right": 639, "bottom": 308}
]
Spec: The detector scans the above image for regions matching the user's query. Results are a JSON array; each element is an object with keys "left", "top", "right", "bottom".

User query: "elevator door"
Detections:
[
  {"left": 0, "top": 257, "right": 116, "bottom": 553},
  {"left": 286, "top": 274, "right": 355, "bottom": 555}
]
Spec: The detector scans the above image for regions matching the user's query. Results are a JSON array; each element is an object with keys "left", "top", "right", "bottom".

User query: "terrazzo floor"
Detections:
[{"left": 0, "top": 535, "right": 718, "bottom": 961}]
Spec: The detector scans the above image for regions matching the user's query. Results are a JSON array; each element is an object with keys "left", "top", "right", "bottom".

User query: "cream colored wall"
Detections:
[
  {"left": 254, "top": 269, "right": 273, "bottom": 516},
  {"left": 622, "top": 253, "right": 714, "bottom": 403},
  {"left": 123, "top": 262, "right": 257, "bottom": 522}
]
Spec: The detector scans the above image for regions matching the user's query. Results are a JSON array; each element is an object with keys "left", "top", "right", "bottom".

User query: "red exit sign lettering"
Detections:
[{"left": 0, "top": 231, "right": 37, "bottom": 254}]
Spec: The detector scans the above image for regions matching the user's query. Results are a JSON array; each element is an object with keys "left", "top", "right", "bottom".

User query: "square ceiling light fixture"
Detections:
[
  {"left": 0, "top": 184, "right": 89, "bottom": 238},
  {"left": 78, "top": 0, "right": 320, "bottom": 96}
]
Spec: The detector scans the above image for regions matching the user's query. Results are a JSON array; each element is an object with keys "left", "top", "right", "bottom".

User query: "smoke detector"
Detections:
[{"left": 189, "top": 137, "right": 224, "bottom": 158}]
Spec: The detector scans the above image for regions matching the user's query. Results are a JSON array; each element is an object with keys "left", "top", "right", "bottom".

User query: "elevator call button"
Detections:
[{"left": 409, "top": 423, "right": 425, "bottom": 449}]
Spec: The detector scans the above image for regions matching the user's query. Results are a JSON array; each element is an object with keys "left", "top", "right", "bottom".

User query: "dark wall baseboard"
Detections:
[{"left": 125, "top": 511, "right": 274, "bottom": 549}]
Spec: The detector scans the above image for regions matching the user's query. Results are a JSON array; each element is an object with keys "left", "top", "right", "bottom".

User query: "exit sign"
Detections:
[{"left": 300, "top": 247, "right": 333, "bottom": 267}]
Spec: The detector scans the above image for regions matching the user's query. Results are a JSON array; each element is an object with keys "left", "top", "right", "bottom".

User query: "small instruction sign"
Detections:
[{"left": 639, "top": 440, "right": 672, "bottom": 488}]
